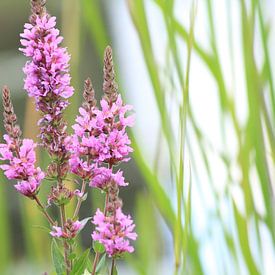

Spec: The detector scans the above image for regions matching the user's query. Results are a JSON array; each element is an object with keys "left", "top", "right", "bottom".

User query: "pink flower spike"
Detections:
[{"left": 91, "top": 208, "right": 137, "bottom": 257}]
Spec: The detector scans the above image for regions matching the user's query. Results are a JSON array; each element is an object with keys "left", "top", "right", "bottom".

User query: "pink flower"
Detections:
[
  {"left": 0, "top": 139, "right": 37, "bottom": 179},
  {"left": 90, "top": 167, "right": 128, "bottom": 189},
  {"left": 50, "top": 220, "right": 86, "bottom": 239},
  {"left": 0, "top": 135, "right": 15, "bottom": 160},
  {"left": 74, "top": 189, "right": 84, "bottom": 198},
  {"left": 0, "top": 137, "right": 44, "bottom": 197},
  {"left": 20, "top": 15, "right": 73, "bottom": 158},
  {"left": 50, "top": 226, "right": 63, "bottom": 238},
  {"left": 68, "top": 93, "right": 134, "bottom": 174},
  {"left": 69, "top": 155, "right": 94, "bottom": 179},
  {"left": 97, "top": 130, "right": 133, "bottom": 163},
  {"left": 72, "top": 107, "right": 101, "bottom": 137},
  {"left": 14, "top": 170, "right": 44, "bottom": 197},
  {"left": 20, "top": 16, "right": 74, "bottom": 100},
  {"left": 92, "top": 208, "right": 137, "bottom": 257}
]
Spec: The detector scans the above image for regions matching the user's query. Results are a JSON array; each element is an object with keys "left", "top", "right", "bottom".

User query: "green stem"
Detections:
[
  {"left": 33, "top": 195, "right": 55, "bottom": 226},
  {"left": 60, "top": 204, "right": 71, "bottom": 274},
  {"left": 73, "top": 179, "right": 87, "bottom": 219},
  {"left": 91, "top": 252, "right": 100, "bottom": 275},
  {"left": 110, "top": 258, "right": 115, "bottom": 275}
]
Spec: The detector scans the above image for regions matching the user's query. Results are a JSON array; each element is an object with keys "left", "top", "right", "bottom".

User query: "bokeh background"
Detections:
[{"left": 0, "top": 0, "right": 275, "bottom": 274}]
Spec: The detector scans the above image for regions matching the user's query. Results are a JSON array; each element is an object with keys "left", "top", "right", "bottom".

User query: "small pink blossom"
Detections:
[
  {"left": 74, "top": 189, "right": 84, "bottom": 198},
  {"left": 50, "top": 226, "right": 63, "bottom": 238},
  {"left": 69, "top": 155, "right": 94, "bottom": 179},
  {"left": 90, "top": 167, "right": 128, "bottom": 189},
  {"left": 50, "top": 220, "right": 86, "bottom": 239},
  {"left": 0, "top": 135, "right": 14, "bottom": 160},
  {"left": 14, "top": 171, "right": 43, "bottom": 197}
]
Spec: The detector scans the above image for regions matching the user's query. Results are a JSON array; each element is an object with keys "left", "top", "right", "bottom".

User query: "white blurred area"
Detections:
[{"left": 107, "top": 0, "right": 275, "bottom": 274}]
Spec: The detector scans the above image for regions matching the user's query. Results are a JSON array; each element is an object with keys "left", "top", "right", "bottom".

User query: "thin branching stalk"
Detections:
[
  {"left": 110, "top": 258, "right": 116, "bottom": 275},
  {"left": 60, "top": 204, "right": 71, "bottom": 274},
  {"left": 33, "top": 195, "right": 55, "bottom": 226},
  {"left": 73, "top": 179, "right": 87, "bottom": 219}
]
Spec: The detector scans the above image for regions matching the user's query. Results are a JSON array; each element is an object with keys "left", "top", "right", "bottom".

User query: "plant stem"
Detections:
[
  {"left": 110, "top": 258, "right": 116, "bottom": 275},
  {"left": 91, "top": 191, "right": 109, "bottom": 275},
  {"left": 73, "top": 179, "right": 87, "bottom": 219},
  {"left": 91, "top": 252, "right": 100, "bottom": 275},
  {"left": 60, "top": 204, "right": 71, "bottom": 275},
  {"left": 33, "top": 195, "right": 55, "bottom": 226}
]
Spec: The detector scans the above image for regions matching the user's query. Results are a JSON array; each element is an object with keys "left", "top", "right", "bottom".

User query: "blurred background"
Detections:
[{"left": 0, "top": 0, "right": 275, "bottom": 274}]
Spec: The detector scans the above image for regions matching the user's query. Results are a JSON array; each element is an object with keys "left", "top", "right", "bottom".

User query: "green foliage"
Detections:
[
  {"left": 71, "top": 249, "right": 90, "bottom": 275},
  {"left": 51, "top": 239, "right": 65, "bottom": 275},
  {"left": 95, "top": 254, "right": 107, "bottom": 274},
  {"left": 93, "top": 241, "right": 105, "bottom": 254}
]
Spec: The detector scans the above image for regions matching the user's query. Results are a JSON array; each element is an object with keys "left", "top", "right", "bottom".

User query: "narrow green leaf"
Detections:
[
  {"left": 233, "top": 201, "right": 260, "bottom": 275},
  {"left": 71, "top": 249, "right": 90, "bottom": 275},
  {"left": 95, "top": 253, "right": 106, "bottom": 274},
  {"left": 51, "top": 239, "right": 65, "bottom": 275}
]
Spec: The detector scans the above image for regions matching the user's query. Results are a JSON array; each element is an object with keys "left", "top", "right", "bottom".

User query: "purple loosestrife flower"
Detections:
[
  {"left": 89, "top": 46, "right": 137, "bottom": 261},
  {"left": 68, "top": 53, "right": 134, "bottom": 179},
  {"left": 0, "top": 87, "right": 44, "bottom": 197},
  {"left": 20, "top": 16, "right": 73, "bottom": 100},
  {"left": 66, "top": 78, "right": 99, "bottom": 180},
  {"left": 20, "top": 11, "right": 73, "bottom": 175},
  {"left": 90, "top": 167, "right": 128, "bottom": 190},
  {"left": 92, "top": 208, "right": 137, "bottom": 257},
  {"left": 0, "top": 138, "right": 43, "bottom": 180},
  {"left": 50, "top": 220, "right": 84, "bottom": 239},
  {"left": 14, "top": 173, "right": 44, "bottom": 197},
  {"left": 0, "top": 138, "right": 45, "bottom": 197},
  {"left": 93, "top": 95, "right": 134, "bottom": 164}
]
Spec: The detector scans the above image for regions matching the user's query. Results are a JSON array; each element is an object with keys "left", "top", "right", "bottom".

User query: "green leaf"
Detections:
[
  {"left": 233, "top": 201, "right": 260, "bottom": 275},
  {"left": 51, "top": 239, "right": 65, "bottom": 275},
  {"left": 95, "top": 253, "right": 106, "bottom": 274},
  {"left": 68, "top": 253, "right": 76, "bottom": 261},
  {"left": 83, "top": 269, "right": 91, "bottom": 275},
  {"left": 93, "top": 240, "right": 105, "bottom": 253},
  {"left": 71, "top": 249, "right": 90, "bottom": 275},
  {"left": 31, "top": 224, "right": 50, "bottom": 232}
]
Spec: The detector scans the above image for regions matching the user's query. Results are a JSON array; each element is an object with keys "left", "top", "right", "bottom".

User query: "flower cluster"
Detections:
[
  {"left": 1, "top": 1, "right": 137, "bottom": 272},
  {"left": 90, "top": 167, "right": 127, "bottom": 190},
  {"left": 86, "top": 47, "right": 137, "bottom": 257},
  {"left": 20, "top": 16, "right": 73, "bottom": 100},
  {"left": 20, "top": 13, "right": 73, "bottom": 167},
  {"left": 0, "top": 88, "right": 44, "bottom": 197},
  {"left": 50, "top": 219, "right": 84, "bottom": 239},
  {"left": 92, "top": 208, "right": 137, "bottom": 257},
  {"left": 68, "top": 83, "right": 134, "bottom": 186},
  {"left": 0, "top": 137, "right": 44, "bottom": 197}
]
